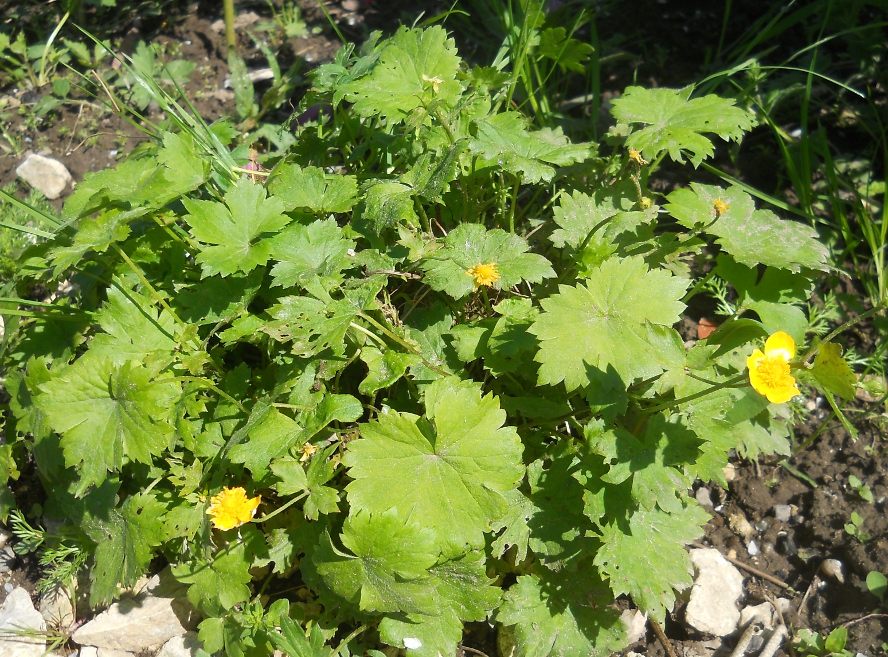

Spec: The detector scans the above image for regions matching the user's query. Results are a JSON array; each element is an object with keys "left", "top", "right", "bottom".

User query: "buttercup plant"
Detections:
[{"left": 0, "top": 21, "right": 874, "bottom": 657}]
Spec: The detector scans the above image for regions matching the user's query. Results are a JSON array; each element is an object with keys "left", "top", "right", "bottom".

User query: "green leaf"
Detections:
[
  {"left": 35, "top": 357, "right": 179, "bottom": 494},
  {"left": 90, "top": 284, "right": 178, "bottom": 366},
  {"left": 362, "top": 181, "right": 418, "bottom": 233},
  {"left": 82, "top": 492, "right": 166, "bottom": 606},
  {"left": 420, "top": 223, "right": 555, "bottom": 299},
  {"left": 491, "top": 489, "right": 534, "bottom": 561},
  {"left": 470, "top": 112, "right": 594, "bottom": 183},
  {"left": 537, "top": 27, "right": 594, "bottom": 73},
  {"left": 271, "top": 617, "right": 334, "bottom": 657},
  {"left": 268, "top": 164, "right": 358, "bottom": 214},
  {"left": 268, "top": 218, "right": 356, "bottom": 294},
  {"left": 303, "top": 444, "right": 344, "bottom": 520},
  {"left": 611, "top": 86, "right": 754, "bottom": 166},
  {"left": 810, "top": 342, "right": 857, "bottom": 400},
  {"left": 172, "top": 533, "right": 254, "bottom": 616},
  {"left": 342, "top": 26, "right": 462, "bottom": 123},
  {"left": 530, "top": 256, "right": 688, "bottom": 390},
  {"left": 524, "top": 451, "right": 590, "bottom": 567},
  {"left": 714, "top": 254, "right": 811, "bottom": 343},
  {"left": 229, "top": 405, "right": 302, "bottom": 478},
  {"left": 665, "top": 184, "right": 829, "bottom": 272},
  {"left": 589, "top": 414, "right": 700, "bottom": 513},
  {"left": 594, "top": 503, "right": 710, "bottom": 623},
  {"left": 379, "top": 548, "right": 500, "bottom": 657},
  {"left": 183, "top": 177, "right": 289, "bottom": 277},
  {"left": 405, "top": 306, "right": 461, "bottom": 383},
  {"left": 314, "top": 509, "right": 438, "bottom": 613},
  {"left": 157, "top": 131, "right": 207, "bottom": 192},
  {"left": 400, "top": 143, "right": 467, "bottom": 203},
  {"left": 344, "top": 378, "right": 524, "bottom": 550},
  {"left": 379, "top": 610, "right": 463, "bottom": 657},
  {"left": 261, "top": 296, "right": 357, "bottom": 356},
  {"left": 497, "top": 566, "right": 626, "bottom": 657},
  {"left": 176, "top": 269, "right": 264, "bottom": 325},
  {"left": 359, "top": 347, "right": 421, "bottom": 395}
]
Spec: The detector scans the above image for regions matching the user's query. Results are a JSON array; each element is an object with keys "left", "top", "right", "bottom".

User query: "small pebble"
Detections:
[
  {"left": 3, "top": 583, "right": 12, "bottom": 593},
  {"left": 772, "top": 505, "right": 792, "bottom": 522},
  {"left": 821, "top": 559, "right": 845, "bottom": 583},
  {"left": 695, "top": 487, "right": 713, "bottom": 508},
  {"left": 747, "top": 540, "right": 759, "bottom": 556},
  {"left": 755, "top": 520, "right": 769, "bottom": 532}
]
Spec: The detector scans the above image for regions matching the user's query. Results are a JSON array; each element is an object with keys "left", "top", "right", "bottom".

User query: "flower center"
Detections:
[
  {"left": 755, "top": 355, "right": 793, "bottom": 388},
  {"left": 713, "top": 198, "right": 730, "bottom": 215},
  {"left": 466, "top": 263, "right": 500, "bottom": 289}
]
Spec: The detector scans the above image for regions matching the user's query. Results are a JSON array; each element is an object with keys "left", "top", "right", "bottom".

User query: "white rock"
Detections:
[
  {"left": 156, "top": 632, "right": 202, "bottom": 657},
  {"left": 39, "top": 582, "right": 75, "bottom": 629},
  {"left": 79, "top": 648, "right": 98, "bottom": 657},
  {"left": 0, "top": 587, "right": 46, "bottom": 657},
  {"left": 739, "top": 598, "right": 790, "bottom": 630},
  {"left": 15, "top": 153, "right": 73, "bottom": 200},
  {"left": 772, "top": 505, "right": 792, "bottom": 522},
  {"left": 97, "top": 649, "right": 135, "bottom": 657},
  {"left": 0, "top": 529, "right": 12, "bottom": 549},
  {"left": 685, "top": 548, "right": 744, "bottom": 637},
  {"left": 620, "top": 609, "right": 647, "bottom": 644},
  {"left": 821, "top": 559, "right": 845, "bottom": 583},
  {"left": 71, "top": 574, "right": 196, "bottom": 653}
]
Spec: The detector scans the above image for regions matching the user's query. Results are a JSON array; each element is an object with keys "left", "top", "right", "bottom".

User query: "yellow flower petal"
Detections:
[
  {"left": 206, "top": 486, "right": 261, "bottom": 531},
  {"left": 747, "top": 338, "right": 800, "bottom": 404},
  {"left": 764, "top": 331, "right": 795, "bottom": 360},
  {"left": 466, "top": 263, "right": 500, "bottom": 289}
]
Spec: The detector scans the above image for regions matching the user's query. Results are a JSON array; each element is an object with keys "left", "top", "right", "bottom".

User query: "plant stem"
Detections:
[
  {"left": 643, "top": 373, "right": 748, "bottom": 415},
  {"left": 112, "top": 244, "right": 188, "bottom": 330},
  {"left": 252, "top": 491, "right": 308, "bottom": 523},
  {"left": 800, "top": 300, "right": 887, "bottom": 363},
  {"left": 223, "top": 0, "right": 237, "bottom": 54}
]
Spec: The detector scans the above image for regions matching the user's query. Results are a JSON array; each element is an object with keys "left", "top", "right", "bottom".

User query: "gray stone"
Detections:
[
  {"left": 71, "top": 572, "right": 196, "bottom": 653},
  {"left": 156, "top": 632, "right": 202, "bottom": 657},
  {"left": 0, "top": 586, "right": 46, "bottom": 657},
  {"left": 15, "top": 153, "right": 72, "bottom": 200},
  {"left": 772, "top": 505, "right": 792, "bottom": 522},
  {"left": 695, "top": 487, "right": 713, "bottom": 508},
  {"left": 620, "top": 609, "right": 647, "bottom": 645},
  {"left": 0, "top": 529, "right": 12, "bottom": 550},
  {"left": 39, "top": 581, "right": 75, "bottom": 630},
  {"left": 78, "top": 648, "right": 98, "bottom": 657},
  {"left": 685, "top": 548, "right": 744, "bottom": 637},
  {"left": 0, "top": 545, "right": 16, "bottom": 573}
]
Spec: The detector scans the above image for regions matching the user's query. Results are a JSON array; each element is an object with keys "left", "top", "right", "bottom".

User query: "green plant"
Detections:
[
  {"left": 0, "top": 184, "right": 55, "bottom": 281},
  {"left": 0, "top": 22, "right": 876, "bottom": 657},
  {"left": 8, "top": 510, "right": 89, "bottom": 597},
  {"left": 847, "top": 474, "right": 873, "bottom": 502},
  {"left": 795, "top": 627, "right": 854, "bottom": 657},
  {"left": 844, "top": 511, "right": 871, "bottom": 542},
  {"left": 867, "top": 570, "right": 887, "bottom": 607}
]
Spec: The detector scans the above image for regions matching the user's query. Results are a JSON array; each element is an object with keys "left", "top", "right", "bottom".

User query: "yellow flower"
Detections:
[
  {"left": 628, "top": 148, "right": 648, "bottom": 165},
  {"left": 422, "top": 73, "right": 444, "bottom": 94},
  {"left": 713, "top": 198, "right": 730, "bottom": 215},
  {"left": 299, "top": 442, "right": 318, "bottom": 462},
  {"left": 206, "top": 486, "right": 261, "bottom": 531},
  {"left": 747, "top": 331, "right": 801, "bottom": 404},
  {"left": 466, "top": 263, "right": 500, "bottom": 289}
]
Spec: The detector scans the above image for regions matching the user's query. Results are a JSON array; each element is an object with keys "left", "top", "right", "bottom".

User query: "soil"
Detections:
[{"left": 1, "top": 1, "right": 887, "bottom": 656}]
